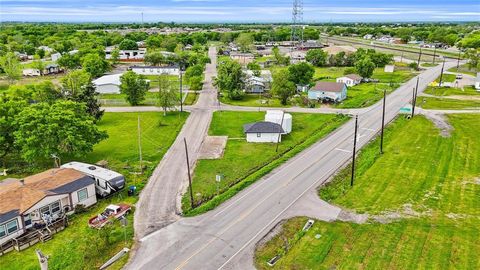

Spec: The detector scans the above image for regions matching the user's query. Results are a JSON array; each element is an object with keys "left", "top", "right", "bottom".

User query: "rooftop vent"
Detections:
[{"left": 88, "top": 166, "right": 97, "bottom": 170}]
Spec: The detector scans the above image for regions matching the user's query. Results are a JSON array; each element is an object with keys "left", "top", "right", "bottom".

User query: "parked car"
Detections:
[{"left": 456, "top": 74, "right": 463, "bottom": 80}]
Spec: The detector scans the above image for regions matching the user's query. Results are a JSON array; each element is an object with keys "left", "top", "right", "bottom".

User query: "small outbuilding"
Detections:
[
  {"left": 243, "top": 121, "right": 284, "bottom": 143},
  {"left": 308, "top": 82, "right": 347, "bottom": 103},
  {"left": 93, "top": 74, "right": 122, "bottom": 94},
  {"left": 336, "top": 74, "right": 362, "bottom": 86}
]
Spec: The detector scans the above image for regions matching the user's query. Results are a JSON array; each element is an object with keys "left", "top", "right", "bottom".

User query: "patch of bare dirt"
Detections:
[
  {"left": 423, "top": 112, "right": 453, "bottom": 137},
  {"left": 198, "top": 136, "right": 228, "bottom": 159}
]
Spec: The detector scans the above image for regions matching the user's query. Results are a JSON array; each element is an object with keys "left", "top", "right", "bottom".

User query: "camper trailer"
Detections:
[{"left": 61, "top": 162, "right": 125, "bottom": 197}]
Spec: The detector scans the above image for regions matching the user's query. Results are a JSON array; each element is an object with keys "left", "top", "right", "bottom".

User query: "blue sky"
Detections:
[{"left": 1, "top": 0, "right": 479, "bottom": 22}]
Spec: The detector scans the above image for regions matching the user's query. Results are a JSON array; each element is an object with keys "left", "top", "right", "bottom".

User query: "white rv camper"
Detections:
[{"left": 61, "top": 162, "right": 125, "bottom": 197}]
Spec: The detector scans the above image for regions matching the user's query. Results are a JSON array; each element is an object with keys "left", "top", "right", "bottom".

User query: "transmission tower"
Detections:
[{"left": 291, "top": 0, "right": 304, "bottom": 48}]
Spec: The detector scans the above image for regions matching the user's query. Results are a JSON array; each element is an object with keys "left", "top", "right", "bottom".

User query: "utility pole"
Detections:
[
  {"left": 432, "top": 46, "right": 437, "bottom": 64},
  {"left": 438, "top": 58, "right": 446, "bottom": 87},
  {"left": 380, "top": 89, "right": 386, "bottom": 154},
  {"left": 184, "top": 138, "right": 194, "bottom": 209},
  {"left": 137, "top": 115, "right": 143, "bottom": 174},
  {"left": 417, "top": 47, "right": 422, "bottom": 67},
  {"left": 412, "top": 77, "right": 419, "bottom": 118},
  {"left": 351, "top": 115, "right": 358, "bottom": 187}
]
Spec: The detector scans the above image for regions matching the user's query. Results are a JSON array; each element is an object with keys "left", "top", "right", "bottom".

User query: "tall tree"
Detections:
[
  {"left": 61, "top": 69, "right": 91, "bottom": 96},
  {"left": 33, "top": 81, "right": 62, "bottom": 103},
  {"left": 57, "top": 53, "right": 81, "bottom": 71},
  {"left": 111, "top": 48, "right": 120, "bottom": 65},
  {"left": 118, "top": 39, "right": 138, "bottom": 50},
  {"left": 235, "top": 33, "right": 254, "bottom": 52},
  {"left": 144, "top": 52, "right": 165, "bottom": 66},
  {"left": 14, "top": 101, "right": 108, "bottom": 162},
  {"left": 355, "top": 57, "right": 376, "bottom": 78},
  {"left": 306, "top": 49, "right": 328, "bottom": 67},
  {"left": 156, "top": 74, "right": 178, "bottom": 116},
  {"left": 272, "top": 70, "right": 296, "bottom": 105},
  {"left": 31, "top": 60, "right": 46, "bottom": 76},
  {"left": 82, "top": 53, "right": 109, "bottom": 78},
  {"left": 288, "top": 62, "right": 315, "bottom": 85},
  {"left": 120, "top": 71, "right": 149, "bottom": 106},
  {"left": 214, "top": 59, "right": 245, "bottom": 100},
  {"left": 0, "top": 98, "right": 27, "bottom": 164},
  {"left": 73, "top": 82, "right": 104, "bottom": 121},
  {"left": 0, "top": 52, "right": 22, "bottom": 84}
]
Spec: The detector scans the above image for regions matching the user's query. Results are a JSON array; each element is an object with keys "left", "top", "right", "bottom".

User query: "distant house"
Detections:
[
  {"left": 308, "top": 82, "right": 347, "bottom": 102},
  {"left": 105, "top": 47, "right": 147, "bottom": 61},
  {"left": 22, "top": 68, "right": 41, "bottom": 77},
  {"left": 243, "top": 121, "right": 284, "bottom": 143},
  {"left": 129, "top": 65, "right": 180, "bottom": 76},
  {"left": 0, "top": 168, "right": 96, "bottom": 248},
  {"left": 475, "top": 73, "right": 480, "bottom": 90},
  {"left": 51, "top": 52, "right": 62, "bottom": 62},
  {"left": 244, "top": 70, "right": 273, "bottom": 93},
  {"left": 44, "top": 64, "right": 62, "bottom": 75},
  {"left": 336, "top": 74, "right": 362, "bottom": 87},
  {"left": 363, "top": 34, "right": 374, "bottom": 40},
  {"left": 37, "top": 46, "right": 54, "bottom": 53},
  {"left": 301, "top": 40, "right": 324, "bottom": 50},
  {"left": 93, "top": 74, "right": 122, "bottom": 94},
  {"left": 230, "top": 53, "right": 254, "bottom": 65},
  {"left": 287, "top": 50, "right": 306, "bottom": 64}
]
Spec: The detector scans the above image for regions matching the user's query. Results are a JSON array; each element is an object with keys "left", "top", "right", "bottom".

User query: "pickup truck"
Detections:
[{"left": 88, "top": 203, "right": 131, "bottom": 229}]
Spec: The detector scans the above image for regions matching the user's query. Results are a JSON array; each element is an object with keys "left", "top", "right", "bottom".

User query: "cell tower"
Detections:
[{"left": 291, "top": 0, "right": 304, "bottom": 48}]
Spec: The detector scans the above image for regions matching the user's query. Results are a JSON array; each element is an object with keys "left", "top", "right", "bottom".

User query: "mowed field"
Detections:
[
  {"left": 0, "top": 112, "right": 188, "bottom": 270},
  {"left": 255, "top": 114, "right": 480, "bottom": 269}
]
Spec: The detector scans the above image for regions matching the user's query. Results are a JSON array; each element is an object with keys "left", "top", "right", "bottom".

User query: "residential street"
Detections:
[
  {"left": 126, "top": 53, "right": 459, "bottom": 269},
  {"left": 133, "top": 46, "right": 218, "bottom": 238}
]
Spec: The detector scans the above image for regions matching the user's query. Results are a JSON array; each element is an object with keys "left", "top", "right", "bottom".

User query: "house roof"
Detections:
[
  {"left": 93, "top": 74, "right": 122, "bottom": 86},
  {"left": 129, "top": 65, "right": 179, "bottom": 69},
  {"left": 0, "top": 168, "right": 94, "bottom": 223},
  {"left": 243, "top": 121, "right": 284, "bottom": 134},
  {"left": 311, "top": 82, "right": 346, "bottom": 93},
  {"left": 343, "top": 74, "right": 362, "bottom": 80}
]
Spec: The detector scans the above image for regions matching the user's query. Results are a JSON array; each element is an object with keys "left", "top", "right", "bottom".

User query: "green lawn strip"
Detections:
[
  {"left": 423, "top": 86, "right": 480, "bottom": 96},
  {"left": 334, "top": 82, "right": 396, "bottom": 109},
  {"left": 255, "top": 217, "right": 480, "bottom": 270},
  {"left": 0, "top": 112, "right": 188, "bottom": 270},
  {"left": 182, "top": 111, "right": 349, "bottom": 215},
  {"left": 255, "top": 114, "right": 480, "bottom": 269},
  {"left": 421, "top": 63, "right": 439, "bottom": 67},
  {"left": 448, "top": 64, "right": 478, "bottom": 77},
  {"left": 219, "top": 94, "right": 288, "bottom": 108},
  {"left": 435, "top": 73, "right": 457, "bottom": 83},
  {"left": 183, "top": 92, "right": 199, "bottom": 105},
  {"left": 98, "top": 91, "right": 185, "bottom": 106},
  {"left": 419, "top": 97, "right": 480, "bottom": 110}
]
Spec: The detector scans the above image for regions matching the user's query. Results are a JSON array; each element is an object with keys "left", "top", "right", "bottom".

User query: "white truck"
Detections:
[{"left": 61, "top": 162, "right": 125, "bottom": 197}]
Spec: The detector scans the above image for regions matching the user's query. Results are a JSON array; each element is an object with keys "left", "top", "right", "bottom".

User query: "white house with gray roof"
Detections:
[{"left": 243, "top": 121, "right": 284, "bottom": 143}]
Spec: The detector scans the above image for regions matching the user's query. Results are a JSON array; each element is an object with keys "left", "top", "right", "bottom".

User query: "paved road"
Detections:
[
  {"left": 126, "top": 58, "right": 458, "bottom": 269},
  {"left": 133, "top": 46, "right": 218, "bottom": 238}
]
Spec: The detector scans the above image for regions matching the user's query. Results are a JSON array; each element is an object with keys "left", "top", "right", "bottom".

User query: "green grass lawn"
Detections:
[
  {"left": 182, "top": 111, "right": 348, "bottom": 213},
  {"left": 421, "top": 62, "right": 439, "bottom": 67},
  {"left": 448, "top": 64, "right": 478, "bottom": 77},
  {"left": 435, "top": 73, "right": 457, "bottom": 83},
  {"left": 419, "top": 97, "right": 480, "bottom": 110},
  {"left": 424, "top": 86, "right": 480, "bottom": 96},
  {"left": 219, "top": 94, "right": 288, "bottom": 108},
  {"left": 334, "top": 83, "right": 396, "bottom": 109},
  {"left": 0, "top": 112, "right": 188, "bottom": 270},
  {"left": 184, "top": 92, "right": 199, "bottom": 105},
  {"left": 255, "top": 114, "right": 480, "bottom": 269}
]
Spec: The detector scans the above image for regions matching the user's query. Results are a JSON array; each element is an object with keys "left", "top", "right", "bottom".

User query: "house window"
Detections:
[
  {"left": 24, "top": 214, "right": 32, "bottom": 227},
  {"left": 0, "top": 224, "right": 5, "bottom": 238},
  {"left": 77, "top": 188, "right": 88, "bottom": 202},
  {"left": 51, "top": 201, "right": 61, "bottom": 214},
  {"left": 257, "top": 133, "right": 261, "bottom": 137},
  {"left": 6, "top": 219, "right": 18, "bottom": 234},
  {"left": 40, "top": 205, "right": 51, "bottom": 216}
]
